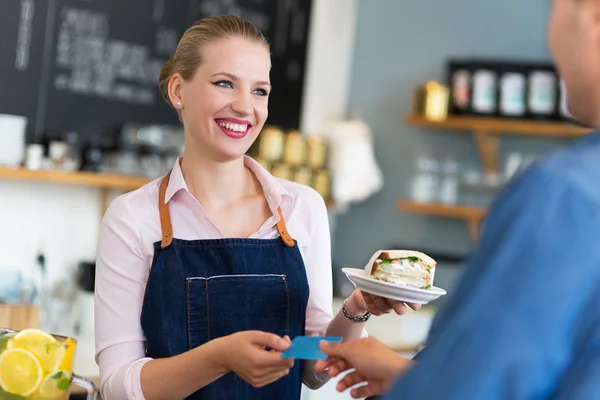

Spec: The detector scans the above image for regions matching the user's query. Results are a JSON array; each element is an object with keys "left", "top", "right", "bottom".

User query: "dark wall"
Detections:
[{"left": 0, "top": 0, "right": 312, "bottom": 144}]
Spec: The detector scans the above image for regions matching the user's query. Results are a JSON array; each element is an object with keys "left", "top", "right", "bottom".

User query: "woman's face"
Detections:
[{"left": 170, "top": 36, "right": 271, "bottom": 162}]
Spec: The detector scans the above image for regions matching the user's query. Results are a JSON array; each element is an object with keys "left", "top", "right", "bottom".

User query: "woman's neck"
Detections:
[{"left": 180, "top": 149, "right": 257, "bottom": 209}]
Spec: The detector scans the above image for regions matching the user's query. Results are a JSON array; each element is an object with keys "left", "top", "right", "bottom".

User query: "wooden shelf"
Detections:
[
  {"left": 401, "top": 115, "right": 589, "bottom": 239},
  {"left": 0, "top": 167, "right": 151, "bottom": 191},
  {"left": 405, "top": 114, "right": 592, "bottom": 176},
  {"left": 397, "top": 199, "right": 487, "bottom": 239},
  {"left": 404, "top": 114, "right": 591, "bottom": 137},
  {"left": 0, "top": 167, "right": 151, "bottom": 217},
  {"left": 398, "top": 199, "right": 486, "bottom": 219},
  {"left": 0, "top": 167, "right": 337, "bottom": 216}
]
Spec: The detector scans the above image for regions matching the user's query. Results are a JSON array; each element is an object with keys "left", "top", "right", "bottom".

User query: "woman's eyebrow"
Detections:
[{"left": 211, "top": 72, "right": 271, "bottom": 87}]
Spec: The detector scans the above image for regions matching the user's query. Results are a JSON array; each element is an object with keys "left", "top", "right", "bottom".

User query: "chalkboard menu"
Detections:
[{"left": 0, "top": 0, "right": 313, "bottom": 143}]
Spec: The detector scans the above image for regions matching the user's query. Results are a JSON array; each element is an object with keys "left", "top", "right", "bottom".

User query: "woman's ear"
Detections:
[{"left": 168, "top": 73, "right": 184, "bottom": 109}]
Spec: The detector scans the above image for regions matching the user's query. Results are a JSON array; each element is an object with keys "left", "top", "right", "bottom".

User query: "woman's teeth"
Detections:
[{"left": 219, "top": 121, "right": 248, "bottom": 132}]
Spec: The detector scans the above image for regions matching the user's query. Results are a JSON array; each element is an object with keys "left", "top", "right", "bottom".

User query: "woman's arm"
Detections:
[
  {"left": 99, "top": 341, "right": 227, "bottom": 400},
  {"left": 298, "top": 190, "right": 368, "bottom": 389},
  {"left": 95, "top": 196, "right": 230, "bottom": 399}
]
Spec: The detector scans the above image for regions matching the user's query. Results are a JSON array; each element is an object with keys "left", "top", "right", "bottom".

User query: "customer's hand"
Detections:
[
  {"left": 348, "top": 289, "right": 422, "bottom": 316},
  {"left": 315, "top": 337, "right": 412, "bottom": 398},
  {"left": 217, "top": 331, "right": 294, "bottom": 388}
]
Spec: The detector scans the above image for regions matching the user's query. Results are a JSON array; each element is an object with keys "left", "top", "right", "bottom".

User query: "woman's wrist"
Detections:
[
  {"left": 345, "top": 290, "right": 367, "bottom": 315},
  {"left": 341, "top": 291, "right": 372, "bottom": 323},
  {"left": 198, "top": 336, "right": 231, "bottom": 376}
]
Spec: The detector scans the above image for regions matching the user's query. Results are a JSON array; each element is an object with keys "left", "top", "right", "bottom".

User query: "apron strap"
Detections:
[
  {"left": 158, "top": 171, "right": 173, "bottom": 249},
  {"left": 276, "top": 206, "right": 295, "bottom": 247},
  {"left": 158, "top": 169, "right": 295, "bottom": 248}
]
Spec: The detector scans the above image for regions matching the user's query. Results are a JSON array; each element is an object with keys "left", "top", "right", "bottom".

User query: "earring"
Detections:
[{"left": 176, "top": 101, "right": 182, "bottom": 107}]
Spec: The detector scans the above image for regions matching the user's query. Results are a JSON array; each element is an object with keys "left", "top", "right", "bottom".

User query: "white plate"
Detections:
[{"left": 342, "top": 268, "right": 447, "bottom": 305}]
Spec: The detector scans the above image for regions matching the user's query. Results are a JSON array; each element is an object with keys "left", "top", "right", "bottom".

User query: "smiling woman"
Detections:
[
  {"left": 158, "top": 16, "right": 271, "bottom": 162},
  {"left": 94, "top": 14, "right": 406, "bottom": 400}
]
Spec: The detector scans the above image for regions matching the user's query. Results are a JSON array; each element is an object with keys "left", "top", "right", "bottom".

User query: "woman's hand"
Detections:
[
  {"left": 315, "top": 337, "right": 413, "bottom": 398},
  {"left": 347, "top": 289, "right": 422, "bottom": 316},
  {"left": 216, "top": 331, "right": 294, "bottom": 388}
]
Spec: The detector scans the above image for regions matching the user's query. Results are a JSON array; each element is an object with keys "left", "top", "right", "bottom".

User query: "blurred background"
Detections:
[{"left": 0, "top": 0, "right": 584, "bottom": 398}]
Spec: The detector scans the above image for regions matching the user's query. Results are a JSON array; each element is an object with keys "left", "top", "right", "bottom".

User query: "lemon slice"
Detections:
[
  {"left": 8, "top": 329, "right": 65, "bottom": 372},
  {"left": 0, "top": 348, "right": 43, "bottom": 396},
  {"left": 58, "top": 338, "right": 76, "bottom": 372},
  {"left": 38, "top": 370, "right": 71, "bottom": 399}
]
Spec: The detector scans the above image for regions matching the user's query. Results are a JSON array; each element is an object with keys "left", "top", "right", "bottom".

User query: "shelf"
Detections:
[
  {"left": 397, "top": 199, "right": 486, "bottom": 239},
  {"left": 0, "top": 167, "right": 151, "bottom": 218},
  {"left": 0, "top": 167, "right": 151, "bottom": 191},
  {"left": 0, "top": 167, "right": 337, "bottom": 216},
  {"left": 405, "top": 114, "right": 592, "bottom": 176},
  {"left": 401, "top": 115, "right": 589, "bottom": 239},
  {"left": 404, "top": 114, "right": 591, "bottom": 137}
]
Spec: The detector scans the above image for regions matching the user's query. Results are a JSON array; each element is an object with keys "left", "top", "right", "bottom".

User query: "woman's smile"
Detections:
[{"left": 215, "top": 117, "right": 252, "bottom": 139}]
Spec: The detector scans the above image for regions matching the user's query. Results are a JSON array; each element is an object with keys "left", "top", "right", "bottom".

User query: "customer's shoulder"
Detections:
[{"left": 532, "top": 132, "right": 600, "bottom": 204}]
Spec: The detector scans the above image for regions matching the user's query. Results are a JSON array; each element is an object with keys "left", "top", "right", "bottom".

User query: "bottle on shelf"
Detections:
[
  {"left": 410, "top": 153, "right": 440, "bottom": 203},
  {"left": 439, "top": 156, "right": 459, "bottom": 205}
]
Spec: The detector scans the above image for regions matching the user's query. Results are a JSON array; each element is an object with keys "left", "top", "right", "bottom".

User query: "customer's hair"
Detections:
[{"left": 158, "top": 15, "right": 270, "bottom": 108}]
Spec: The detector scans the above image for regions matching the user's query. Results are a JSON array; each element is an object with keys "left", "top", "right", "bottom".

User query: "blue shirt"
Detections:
[{"left": 385, "top": 133, "right": 600, "bottom": 399}]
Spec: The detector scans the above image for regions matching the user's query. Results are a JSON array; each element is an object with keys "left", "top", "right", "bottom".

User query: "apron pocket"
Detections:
[{"left": 186, "top": 274, "right": 290, "bottom": 349}]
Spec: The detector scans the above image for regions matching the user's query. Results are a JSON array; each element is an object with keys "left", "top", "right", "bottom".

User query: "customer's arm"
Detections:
[
  {"left": 384, "top": 167, "right": 600, "bottom": 399},
  {"left": 316, "top": 337, "right": 413, "bottom": 398}
]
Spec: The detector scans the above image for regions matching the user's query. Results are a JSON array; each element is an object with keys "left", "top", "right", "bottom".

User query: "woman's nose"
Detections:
[{"left": 230, "top": 91, "right": 253, "bottom": 116}]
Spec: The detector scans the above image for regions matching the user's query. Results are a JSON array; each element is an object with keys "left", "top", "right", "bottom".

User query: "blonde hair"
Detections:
[{"left": 158, "top": 15, "right": 270, "bottom": 108}]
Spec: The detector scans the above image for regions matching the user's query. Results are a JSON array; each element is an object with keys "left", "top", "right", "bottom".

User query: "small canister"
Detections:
[
  {"left": 306, "top": 136, "right": 327, "bottom": 169},
  {"left": 283, "top": 130, "right": 307, "bottom": 166},
  {"left": 271, "top": 163, "right": 292, "bottom": 180},
  {"left": 470, "top": 64, "right": 499, "bottom": 116},
  {"left": 26, "top": 144, "right": 44, "bottom": 170},
  {"left": 258, "top": 125, "right": 285, "bottom": 162},
  {"left": 413, "top": 81, "right": 450, "bottom": 121},
  {"left": 293, "top": 166, "right": 313, "bottom": 186},
  {"left": 311, "top": 169, "right": 331, "bottom": 200}
]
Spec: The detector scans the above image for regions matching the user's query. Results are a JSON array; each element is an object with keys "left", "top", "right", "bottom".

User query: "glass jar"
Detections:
[
  {"left": 410, "top": 154, "right": 440, "bottom": 203},
  {"left": 439, "top": 157, "right": 459, "bottom": 205},
  {"left": 312, "top": 169, "right": 331, "bottom": 200},
  {"left": 283, "top": 130, "right": 307, "bottom": 166},
  {"left": 271, "top": 163, "right": 292, "bottom": 180},
  {"left": 258, "top": 125, "right": 285, "bottom": 162},
  {"left": 499, "top": 71, "right": 526, "bottom": 118},
  {"left": 293, "top": 166, "right": 313, "bottom": 186},
  {"left": 471, "top": 67, "right": 498, "bottom": 115},
  {"left": 306, "top": 136, "right": 327, "bottom": 169},
  {"left": 527, "top": 68, "right": 558, "bottom": 119}
]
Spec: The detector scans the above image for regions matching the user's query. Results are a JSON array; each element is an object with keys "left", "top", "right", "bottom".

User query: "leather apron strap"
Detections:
[
  {"left": 158, "top": 171, "right": 295, "bottom": 248},
  {"left": 158, "top": 171, "right": 173, "bottom": 249},
  {"left": 275, "top": 207, "right": 295, "bottom": 247}
]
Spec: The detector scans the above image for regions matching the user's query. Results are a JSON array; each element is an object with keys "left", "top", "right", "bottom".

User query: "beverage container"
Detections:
[{"left": 0, "top": 328, "right": 97, "bottom": 400}]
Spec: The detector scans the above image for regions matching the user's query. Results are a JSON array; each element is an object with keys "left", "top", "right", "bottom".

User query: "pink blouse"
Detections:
[{"left": 95, "top": 156, "right": 335, "bottom": 399}]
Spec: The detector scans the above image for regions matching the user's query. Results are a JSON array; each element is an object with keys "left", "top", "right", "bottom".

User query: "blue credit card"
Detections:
[{"left": 280, "top": 336, "right": 343, "bottom": 360}]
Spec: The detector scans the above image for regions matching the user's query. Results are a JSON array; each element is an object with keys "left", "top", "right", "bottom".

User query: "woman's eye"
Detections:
[
  {"left": 253, "top": 88, "right": 269, "bottom": 96},
  {"left": 212, "top": 80, "right": 233, "bottom": 88}
]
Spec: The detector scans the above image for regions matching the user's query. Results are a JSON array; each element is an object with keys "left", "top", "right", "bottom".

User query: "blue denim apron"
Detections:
[{"left": 140, "top": 172, "right": 310, "bottom": 399}]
